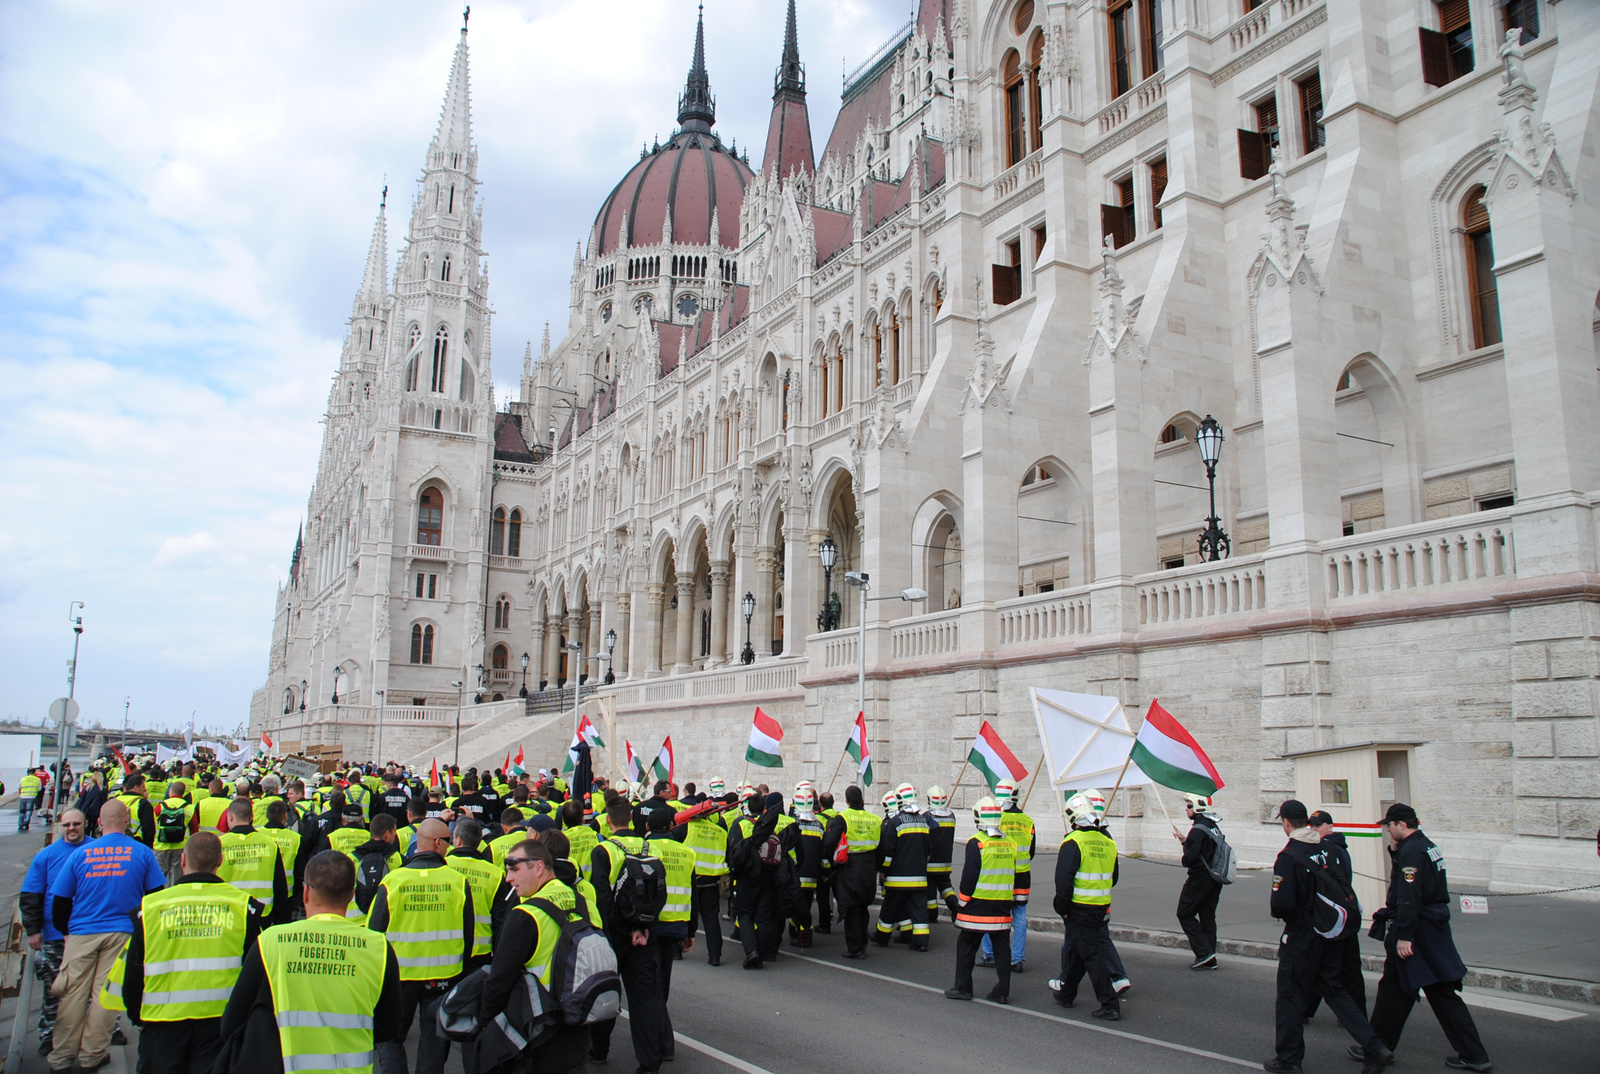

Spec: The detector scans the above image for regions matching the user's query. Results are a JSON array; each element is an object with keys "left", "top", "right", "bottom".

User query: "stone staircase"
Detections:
[{"left": 402, "top": 686, "right": 603, "bottom": 774}]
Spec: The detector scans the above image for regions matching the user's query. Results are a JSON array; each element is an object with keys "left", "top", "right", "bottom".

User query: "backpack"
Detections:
[
  {"left": 757, "top": 833, "right": 784, "bottom": 869},
  {"left": 353, "top": 848, "right": 392, "bottom": 912},
  {"left": 1293, "top": 844, "right": 1360, "bottom": 940},
  {"left": 1195, "top": 824, "right": 1237, "bottom": 885},
  {"left": 526, "top": 895, "right": 622, "bottom": 1025},
  {"left": 156, "top": 802, "right": 188, "bottom": 844},
  {"left": 605, "top": 841, "right": 667, "bottom": 926}
]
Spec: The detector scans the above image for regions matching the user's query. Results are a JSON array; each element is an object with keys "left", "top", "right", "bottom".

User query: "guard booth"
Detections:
[{"left": 1281, "top": 741, "right": 1422, "bottom": 914}]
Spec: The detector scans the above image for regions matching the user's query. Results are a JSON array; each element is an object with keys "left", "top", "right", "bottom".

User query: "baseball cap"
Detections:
[
  {"left": 1379, "top": 802, "right": 1419, "bottom": 825},
  {"left": 1276, "top": 798, "right": 1309, "bottom": 823},
  {"left": 1308, "top": 810, "right": 1334, "bottom": 827}
]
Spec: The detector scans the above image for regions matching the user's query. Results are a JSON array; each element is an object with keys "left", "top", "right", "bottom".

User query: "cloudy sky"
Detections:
[{"left": 0, "top": 0, "right": 910, "bottom": 735}]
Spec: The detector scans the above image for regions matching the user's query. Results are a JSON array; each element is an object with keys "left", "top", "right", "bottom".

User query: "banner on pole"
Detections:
[{"left": 1029, "top": 688, "right": 1150, "bottom": 790}]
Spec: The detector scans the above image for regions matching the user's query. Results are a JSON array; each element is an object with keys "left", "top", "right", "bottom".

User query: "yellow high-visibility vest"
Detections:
[
  {"left": 1062, "top": 828, "right": 1117, "bottom": 906},
  {"left": 264, "top": 826, "right": 303, "bottom": 891},
  {"left": 105, "top": 882, "right": 251, "bottom": 1020},
  {"left": 261, "top": 914, "right": 386, "bottom": 1074},
  {"left": 218, "top": 830, "right": 279, "bottom": 913},
  {"left": 376, "top": 866, "right": 468, "bottom": 982},
  {"left": 442, "top": 852, "right": 498, "bottom": 959},
  {"left": 647, "top": 836, "right": 695, "bottom": 923},
  {"left": 841, "top": 808, "right": 882, "bottom": 854},
  {"left": 683, "top": 816, "right": 729, "bottom": 876}
]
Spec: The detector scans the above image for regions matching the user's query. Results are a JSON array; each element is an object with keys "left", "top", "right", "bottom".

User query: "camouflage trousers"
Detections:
[{"left": 34, "top": 940, "right": 63, "bottom": 1044}]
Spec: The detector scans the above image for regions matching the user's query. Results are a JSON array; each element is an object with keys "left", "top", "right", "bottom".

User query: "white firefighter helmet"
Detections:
[
  {"left": 1064, "top": 792, "right": 1099, "bottom": 828},
  {"left": 1183, "top": 793, "right": 1214, "bottom": 813},
  {"left": 737, "top": 782, "right": 758, "bottom": 802},
  {"left": 974, "top": 796, "right": 1003, "bottom": 831},
  {"left": 926, "top": 785, "right": 949, "bottom": 809},
  {"left": 708, "top": 778, "right": 726, "bottom": 796},
  {"left": 882, "top": 789, "right": 899, "bottom": 813},
  {"left": 896, "top": 782, "right": 919, "bottom": 812},
  {"left": 793, "top": 784, "right": 816, "bottom": 817},
  {"left": 1082, "top": 788, "right": 1109, "bottom": 818},
  {"left": 994, "top": 779, "right": 1017, "bottom": 806}
]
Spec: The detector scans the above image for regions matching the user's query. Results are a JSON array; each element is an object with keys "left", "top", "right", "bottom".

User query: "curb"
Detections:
[{"left": 1025, "top": 916, "right": 1600, "bottom": 1007}]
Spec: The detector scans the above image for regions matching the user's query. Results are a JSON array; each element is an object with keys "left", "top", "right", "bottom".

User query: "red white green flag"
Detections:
[
  {"left": 1333, "top": 822, "right": 1383, "bottom": 839},
  {"left": 429, "top": 758, "right": 440, "bottom": 788},
  {"left": 578, "top": 714, "right": 605, "bottom": 749},
  {"left": 1129, "top": 700, "right": 1224, "bottom": 797},
  {"left": 967, "top": 721, "right": 1028, "bottom": 791},
  {"left": 651, "top": 737, "right": 674, "bottom": 783},
  {"left": 624, "top": 741, "right": 644, "bottom": 783},
  {"left": 509, "top": 745, "right": 526, "bottom": 777},
  {"left": 845, "top": 712, "right": 874, "bottom": 787},
  {"left": 746, "top": 708, "right": 784, "bottom": 769}
]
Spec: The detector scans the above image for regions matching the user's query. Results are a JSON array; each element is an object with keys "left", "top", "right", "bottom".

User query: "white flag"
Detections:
[{"left": 1029, "top": 688, "right": 1151, "bottom": 790}]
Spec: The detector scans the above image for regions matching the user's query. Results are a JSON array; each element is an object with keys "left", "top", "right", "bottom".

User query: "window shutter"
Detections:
[
  {"left": 1100, "top": 203, "right": 1128, "bottom": 250},
  {"left": 1150, "top": 157, "right": 1169, "bottom": 228},
  {"left": 1237, "top": 129, "right": 1266, "bottom": 181},
  {"left": 991, "top": 263, "right": 1018, "bottom": 306},
  {"left": 1419, "top": 28, "right": 1450, "bottom": 87}
]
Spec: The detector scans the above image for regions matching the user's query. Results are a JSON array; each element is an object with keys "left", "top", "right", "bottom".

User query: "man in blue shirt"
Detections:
[
  {"left": 21, "top": 810, "right": 92, "bottom": 1056},
  {"left": 45, "top": 798, "right": 165, "bottom": 1073}
]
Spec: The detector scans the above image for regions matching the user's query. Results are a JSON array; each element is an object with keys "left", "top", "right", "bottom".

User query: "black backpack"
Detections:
[
  {"left": 525, "top": 895, "right": 622, "bottom": 1025},
  {"left": 1293, "top": 843, "right": 1360, "bottom": 940},
  {"left": 156, "top": 802, "right": 188, "bottom": 844},
  {"left": 605, "top": 840, "right": 666, "bottom": 926},
  {"left": 1196, "top": 824, "right": 1237, "bottom": 885},
  {"left": 353, "top": 848, "right": 393, "bottom": 913}
]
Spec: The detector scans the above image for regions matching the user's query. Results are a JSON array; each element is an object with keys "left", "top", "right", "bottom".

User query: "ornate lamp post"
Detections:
[
  {"left": 299, "top": 680, "right": 307, "bottom": 713},
  {"left": 741, "top": 592, "right": 756, "bottom": 665},
  {"left": 519, "top": 651, "right": 530, "bottom": 698},
  {"left": 330, "top": 667, "right": 342, "bottom": 706},
  {"left": 604, "top": 629, "right": 617, "bottom": 684},
  {"left": 817, "top": 535, "right": 839, "bottom": 632},
  {"left": 1195, "top": 414, "right": 1231, "bottom": 561}
]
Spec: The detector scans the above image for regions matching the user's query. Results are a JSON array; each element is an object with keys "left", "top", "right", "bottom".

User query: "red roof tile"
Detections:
[
  {"left": 593, "top": 131, "right": 753, "bottom": 256},
  {"left": 812, "top": 206, "right": 854, "bottom": 266}
]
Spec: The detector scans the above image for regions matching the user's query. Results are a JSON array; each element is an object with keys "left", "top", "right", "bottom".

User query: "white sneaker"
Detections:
[{"left": 1047, "top": 978, "right": 1064, "bottom": 993}]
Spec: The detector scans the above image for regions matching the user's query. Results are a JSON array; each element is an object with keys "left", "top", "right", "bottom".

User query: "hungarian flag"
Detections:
[
  {"left": 579, "top": 714, "right": 605, "bottom": 749},
  {"left": 509, "top": 745, "right": 526, "bottom": 777},
  {"left": 259, "top": 731, "right": 274, "bottom": 756},
  {"left": 967, "top": 721, "right": 1028, "bottom": 791},
  {"left": 746, "top": 708, "right": 784, "bottom": 769},
  {"left": 429, "top": 758, "right": 440, "bottom": 788},
  {"left": 502, "top": 750, "right": 511, "bottom": 776},
  {"left": 651, "top": 738, "right": 674, "bottom": 783},
  {"left": 624, "top": 741, "right": 644, "bottom": 783},
  {"left": 111, "top": 746, "right": 134, "bottom": 776},
  {"left": 846, "top": 712, "right": 873, "bottom": 787},
  {"left": 1129, "top": 700, "right": 1224, "bottom": 796}
]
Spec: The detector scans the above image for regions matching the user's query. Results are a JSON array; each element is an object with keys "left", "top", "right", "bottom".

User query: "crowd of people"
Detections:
[{"left": 11, "top": 752, "right": 1493, "bottom": 1074}]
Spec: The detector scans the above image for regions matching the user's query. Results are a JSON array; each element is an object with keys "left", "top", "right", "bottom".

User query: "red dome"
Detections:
[{"left": 593, "top": 128, "right": 753, "bottom": 257}]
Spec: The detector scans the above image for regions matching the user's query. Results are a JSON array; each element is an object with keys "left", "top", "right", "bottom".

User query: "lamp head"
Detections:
[
  {"left": 899, "top": 587, "right": 929, "bottom": 601},
  {"left": 521, "top": 652, "right": 530, "bottom": 669},
  {"left": 741, "top": 591, "right": 755, "bottom": 618},
  {"left": 1197, "top": 414, "right": 1225, "bottom": 467},
  {"left": 450, "top": 680, "right": 464, "bottom": 689},
  {"left": 844, "top": 571, "right": 867, "bottom": 588},
  {"left": 605, "top": 628, "right": 617, "bottom": 650},
  {"left": 818, "top": 535, "right": 837, "bottom": 570}
]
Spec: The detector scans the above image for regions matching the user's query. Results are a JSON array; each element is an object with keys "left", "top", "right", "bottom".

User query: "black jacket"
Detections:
[
  {"left": 1269, "top": 832, "right": 1334, "bottom": 933},
  {"left": 1378, "top": 829, "right": 1466, "bottom": 988},
  {"left": 1319, "top": 831, "right": 1354, "bottom": 886},
  {"left": 1180, "top": 814, "right": 1222, "bottom": 885},
  {"left": 365, "top": 851, "right": 476, "bottom": 980},
  {"left": 120, "top": 874, "right": 265, "bottom": 1024},
  {"left": 455, "top": 790, "right": 503, "bottom": 826},
  {"left": 478, "top": 889, "right": 590, "bottom": 1074}
]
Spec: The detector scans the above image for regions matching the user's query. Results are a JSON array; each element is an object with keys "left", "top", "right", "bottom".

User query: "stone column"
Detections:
[
  {"left": 542, "top": 613, "right": 561, "bottom": 690},
  {"left": 674, "top": 578, "right": 696, "bottom": 673},
  {"left": 564, "top": 612, "right": 583, "bottom": 686},
  {"left": 708, "top": 560, "right": 731, "bottom": 667},
  {"left": 586, "top": 607, "right": 602, "bottom": 683},
  {"left": 644, "top": 583, "right": 665, "bottom": 676},
  {"left": 529, "top": 618, "right": 547, "bottom": 689},
  {"left": 613, "top": 594, "right": 631, "bottom": 679},
  {"left": 753, "top": 549, "right": 778, "bottom": 658}
]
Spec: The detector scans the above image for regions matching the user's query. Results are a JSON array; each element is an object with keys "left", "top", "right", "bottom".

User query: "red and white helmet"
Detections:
[
  {"left": 974, "top": 796, "right": 1003, "bottom": 831},
  {"left": 994, "top": 779, "right": 1018, "bottom": 807},
  {"left": 926, "top": 785, "right": 949, "bottom": 809},
  {"left": 793, "top": 785, "right": 816, "bottom": 817},
  {"left": 896, "top": 782, "right": 920, "bottom": 812},
  {"left": 709, "top": 778, "right": 726, "bottom": 796},
  {"left": 882, "top": 789, "right": 900, "bottom": 814}
]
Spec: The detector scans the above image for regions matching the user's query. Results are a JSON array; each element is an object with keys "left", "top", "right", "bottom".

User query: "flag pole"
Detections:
[
  {"left": 825, "top": 748, "right": 848, "bottom": 795},
  {"left": 1103, "top": 752, "right": 1135, "bottom": 814},
  {"left": 1019, "top": 752, "right": 1047, "bottom": 810},
  {"left": 1148, "top": 782, "right": 1183, "bottom": 840},
  {"left": 948, "top": 755, "right": 970, "bottom": 801}
]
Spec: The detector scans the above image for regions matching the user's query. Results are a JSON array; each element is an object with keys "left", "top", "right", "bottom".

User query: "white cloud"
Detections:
[{"left": 0, "top": 0, "right": 903, "bottom": 731}]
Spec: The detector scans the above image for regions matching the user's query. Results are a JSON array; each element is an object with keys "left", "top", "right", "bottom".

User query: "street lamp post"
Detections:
[
  {"left": 519, "top": 652, "right": 530, "bottom": 698},
  {"left": 604, "top": 629, "right": 617, "bottom": 685},
  {"left": 740, "top": 592, "right": 756, "bottom": 665},
  {"left": 817, "top": 536, "right": 839, "bottom": 632},
  {"left": 1195, "top": 414, "right": 1231, "bottom": 562},
  {"left": 451, "top": 678, "right": 465, "bottom": 768},
  {"left": 55, "top": 603, "right": 84, "bottom": 814},
  {"left": 122, "top": 696, "right": 129, "bottom": 755},
  {"left": 330, "top": 667, "right": 342, "bottom": 706},
  {"left": 842, "top": 574, "right": 928, "bottom": 742},
  {"left": 299, "top": 680, "right": 307, "bottom": 713},
  {"left": 566, "top": 641, "right": 583, "bottom": 738}
]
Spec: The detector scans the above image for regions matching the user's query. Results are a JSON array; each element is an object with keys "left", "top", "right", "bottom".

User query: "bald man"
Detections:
[
  {"left": 366, "top": 817, "right": 473, "bottom": 1074},
  {"left": 46, "top": 799, "right": 165, "bottom": 1072}
]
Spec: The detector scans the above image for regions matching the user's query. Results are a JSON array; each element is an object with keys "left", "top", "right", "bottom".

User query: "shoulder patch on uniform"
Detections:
[
  {"left": 1426, "top": 845, "right": 1444, "bottom": 866},
  {"left": 1402, "top": 866, "right": 1417, "bottom": 883},
  {"left": 1271, "top": 874, "right": 1282, "bottom": 891}
]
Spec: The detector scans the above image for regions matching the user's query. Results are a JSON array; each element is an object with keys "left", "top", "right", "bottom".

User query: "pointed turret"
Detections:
[
  {"left": 677, "top": 5, "right": 716, "bottom": 134},
  {"left": 432, "top": 21, "right": 474, "bottom": 168},
  {"left": 762, "top": 0, "right": 814, "bottom": 179},
  {"left": 356, "top": 187, "right": 388, "bottom": 311}
]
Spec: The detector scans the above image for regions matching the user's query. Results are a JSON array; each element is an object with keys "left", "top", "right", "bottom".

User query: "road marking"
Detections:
[
  {"left": 785, "top": 951, "right": 1259, "bottom": 1069},
  {"left": 1460, "top": 990, "right": 1586, "bottom": 1022},
  {"left": 618, "top": 1010, "right": 779, "bottom": 1074}
]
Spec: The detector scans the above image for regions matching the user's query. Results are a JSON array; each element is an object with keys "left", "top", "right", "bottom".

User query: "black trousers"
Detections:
[
  {"left": 789, "top": 885, "right": 816, "bottom": 944},
  {"left": 1369, "top": 953, "right": 1488, "bottom": 1062},
  {"left": 874, "top": 888, "right": 929, "bottom": 945},
  {"left": 1100, "top": 919, "right": 1128, "bottom": 981},
  {"left": 378, "top": 983, "right": 451, "bottom": 1074},
  {"left": 653, "top": 935, "right": 682, "bottom": 1058},
  {"left": 953, "top": 928, "right": 1011, "bottom": 998},
  {"left": 1058, "top": 918, "right": 1118, "bottom": 1010},
  {"left": 1305, "top": 930, "right": 1366, "bottom": 1020},
  {"left": 1176, "top": 875, "right": 1222, "bottom": 961},
  {"left": 815, "top": 871, "right": 834, "bottom": 928},
  {"left": 689, "top": 880, "right": 723, "bottom": 962},
  {"left": 589, "top": 937, "right": 666, "bottom": 1070},
  {"left": 927, "top": 869, "right": 956, "bottom": 918},
  {"left": 735, "top": 872, "right": 780, "bottom": 961},
  {"left": 834, "top": 860, "right": 875, "bottom": 955},
  {"left": 135, "top": 1018, "right": 221, "bottom": 1074},
  {"left": 1274, "top": 929, "right": 1380, "bottom": 1066}
]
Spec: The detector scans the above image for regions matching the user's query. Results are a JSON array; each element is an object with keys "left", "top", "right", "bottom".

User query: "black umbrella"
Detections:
[{"left": 572, "top": 742, "right": 594, "bottom": 814}]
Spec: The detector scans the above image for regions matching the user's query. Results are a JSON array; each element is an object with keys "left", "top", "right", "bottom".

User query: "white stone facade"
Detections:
[{"left": 255, "top": 1, "right": 1600, "bottom": 891}]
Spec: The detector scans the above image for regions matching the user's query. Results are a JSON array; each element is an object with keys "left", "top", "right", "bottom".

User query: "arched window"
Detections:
[
  {"left": 1463, "top": 186, "right": 1501, "bottom": 348},
  {"left": 493, "top": 598, "right": 511, "bottom": 630},
  {"left": 492, "top": 643, "right": 509, "bottom": 669},
  {"left": 410, "top": 623, "right": 435, "bottom": 664},
  {"left": 491, "top": 507, "right": 506, "bottom": 556},
  {"left": 430, "top": 326, "right": 449, "bottom": 392},
  {"left": 507, "top": 509, "right": 522, "bottom": 557},
  {"left": 1108, "top": 0, "right": 1133, "bottom": 97},
  {"left": 890, "top": 309, "right": 903, "bottom": 384},
  {"left": 441, "top": 255, "right": 452, "bottom": 282},
  {"left": 405, "top": 324, "right": 423, "bottom": 391},
  {"left": 1028, "top": 31, "right": 1045, "bottom": 153},
  {"left": 1003, "top": 50, "right": 1025, "bottom": 167},
  {"left": 417, "top": 488, "right": 443, "bottom": 545}
]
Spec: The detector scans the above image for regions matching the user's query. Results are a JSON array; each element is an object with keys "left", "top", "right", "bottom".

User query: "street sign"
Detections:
[
  {"left": 1460, "top": 895, "right": 1490, "bottom": 915},
  {"left": 281, "top": 756, "right": 322, "bottom": 782},
  {"left": 47, "top": 698, "right": 80, "bottom": 727}
]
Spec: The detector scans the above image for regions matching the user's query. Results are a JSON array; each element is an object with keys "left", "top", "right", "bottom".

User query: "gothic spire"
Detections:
[
  {"left": 677, "top": 5, "right": 716, "bottom": 134},
  {"left": 762, "top": 0, "right": 814, "bottom": 178},
  {"left": 357, "top": 187, "right": 389, "bottom": 307},
  {"left": 776, "top": 0, "right": 804, "bottom": 95},
  {"left": 430, "top": 21, "right": 474, "bottom": 164}
]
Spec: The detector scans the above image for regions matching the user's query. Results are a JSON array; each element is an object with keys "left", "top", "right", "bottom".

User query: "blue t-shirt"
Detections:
[
  {"left": 48, "top": 833, "right": 165, "bottom": 935},
  {"left": 22, "top": 836, "right": 97, "bottom": 942}
]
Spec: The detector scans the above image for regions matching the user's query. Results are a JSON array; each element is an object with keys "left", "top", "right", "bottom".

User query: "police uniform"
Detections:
[
  {"left": 1367, "top": 821, "right": 1489, "bottom": 1068},
  {"left": 1052, "top": 823, "right": 1120, "bottom": 1017},
  {"left": 873, "top": 806, "right": 931, "bottom": 949},
  {"left": 924, "top": 803, "right": 958, "bottom": 921}
]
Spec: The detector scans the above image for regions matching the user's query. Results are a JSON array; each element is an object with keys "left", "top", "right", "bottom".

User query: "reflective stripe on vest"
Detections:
[
  {"left": 599, "top": 834, "right": 645, "bottom": 886},
  {"left": 378, "top": 866, "right": 468, "bottom": 981},
  {"left": 683, "top": 818, "right": 729, "bottom": 876},
  {"left": 999, "top": 809, "right": 1035, "bottom": 872},
  {"left": 842, "top": 809, "right": 882, "bottom": 854},
  {"left": 565, "top": 825, "right": 599, "bottom": 881},
  {"left": 648, "top": 836, "right": 695, "bottom": 923},
  {"left": 19, "top": 775, "right": 40, "bottom": 798},
  {"left": 973, "top": 834, "right": 1016, "bottom": 900},
  {"left": 265, "top": 826, "right": 303, "bottom": 889},
  {"left": 218, "top": 831, "right": 279, "bottom": 913},
  {"left": 262, "top": 915, "right": 385, "bottom": 1074},
  {"left": 1063, "top": 829, "right": 1117, "bottom": 905},
  {"left": 443, "top": 853, "right": 500, "bottom": 959},
  {"left": 137, "top": 882, "right": 251, "bottom": 1021},
  {"left": 197, "top": 797, "right": 229, "bottom": 832},
  {"left": 117, "top": 794, "right": 146, "bottom": 838}
]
